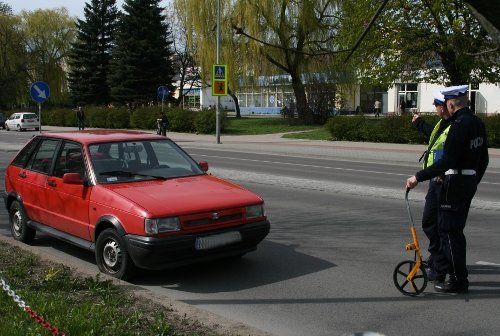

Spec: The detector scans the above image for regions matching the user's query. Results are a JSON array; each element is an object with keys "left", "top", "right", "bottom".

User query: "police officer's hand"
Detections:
[
  {"left": 411, "top": 113, "right": 419, "bottom": 123},
  {"left": 406, "top": 175, "right": 418, "bottom": 190}
]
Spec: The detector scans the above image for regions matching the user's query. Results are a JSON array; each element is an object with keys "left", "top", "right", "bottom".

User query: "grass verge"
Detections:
[
  {"left": 0, "top": 240, "right": 224, "bottom": 336},
  {"left": 224, "top": 116, "right": 321, "bottom": 135}
]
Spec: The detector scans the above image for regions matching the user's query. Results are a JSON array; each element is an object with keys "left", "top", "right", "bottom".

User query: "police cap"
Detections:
[
  {"left": 440, "top": 85, "right": 469, "bottom": 100},
  {"left": 432, "top": 89, "right": 445, "bottom": 106}
]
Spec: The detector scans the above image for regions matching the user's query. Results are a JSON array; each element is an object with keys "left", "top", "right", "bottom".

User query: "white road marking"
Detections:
[{"left": 476, "top": 261, "right": 500, "bottom": 266}]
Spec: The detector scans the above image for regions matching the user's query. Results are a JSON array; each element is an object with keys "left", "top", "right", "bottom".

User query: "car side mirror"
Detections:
[
  {"left": 198, "top": 161, "right": 209, "bottom": 172},
  {"left": 63, "top": 172, "right": 84, "bottom": 185}
]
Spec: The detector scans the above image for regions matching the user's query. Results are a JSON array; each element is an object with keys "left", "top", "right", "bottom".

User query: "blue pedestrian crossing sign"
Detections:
[
  {"left": 214, "top": 65, "right": 226, "bottom": 79},
  {"left": 157, "top": 86, "right": 169, "bottom": 100},
  {"left": 30, "top": 81, "right": 50, "bottom": 103}
]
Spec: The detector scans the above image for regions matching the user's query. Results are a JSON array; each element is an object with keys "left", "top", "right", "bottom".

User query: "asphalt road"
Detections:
[{"left": 1, "top": 127, "right": 500, "bottom": 336}]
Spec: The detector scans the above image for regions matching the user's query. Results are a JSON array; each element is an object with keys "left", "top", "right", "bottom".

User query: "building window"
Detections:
[{"left": 398, "top": 83, "right": 418, "bottom": 113}]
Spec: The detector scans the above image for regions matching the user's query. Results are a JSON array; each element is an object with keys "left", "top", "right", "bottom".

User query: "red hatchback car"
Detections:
[{"left": 2, "top": 130, "right": 270, "bottom": 279}]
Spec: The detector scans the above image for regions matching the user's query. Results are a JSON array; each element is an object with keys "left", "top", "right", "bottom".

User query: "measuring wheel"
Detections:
[{"left": 393, "top": 260, "right": 428, "bottom": 296}]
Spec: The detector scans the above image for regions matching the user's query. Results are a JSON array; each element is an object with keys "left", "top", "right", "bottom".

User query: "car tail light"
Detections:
[{"left": 21, "top": 119, "right": 24, "bottom": 122}]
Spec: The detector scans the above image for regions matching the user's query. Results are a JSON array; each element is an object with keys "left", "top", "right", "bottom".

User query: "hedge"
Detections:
[
  {"left": 41, "top": 106, "right": 227, "bottom": 135},
  {"left": 326, "top": 114, "right": 500, "bottom": 148}
]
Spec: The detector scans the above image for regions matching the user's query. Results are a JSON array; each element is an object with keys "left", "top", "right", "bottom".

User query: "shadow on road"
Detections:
[{"left": 131, "top": 240, "right": 336, "bottom": 292}]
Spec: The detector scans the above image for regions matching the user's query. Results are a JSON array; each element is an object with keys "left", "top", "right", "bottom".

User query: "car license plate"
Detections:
[{"left": 195, "top": 231, "right": 242, "bottom": 250}]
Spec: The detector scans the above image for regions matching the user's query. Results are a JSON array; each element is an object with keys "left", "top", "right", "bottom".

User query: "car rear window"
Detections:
[{"left": 23, "top": 113, "right": 38, "bottom": 119}]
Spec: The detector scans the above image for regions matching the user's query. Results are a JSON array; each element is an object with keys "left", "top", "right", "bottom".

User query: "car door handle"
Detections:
[
  {"left": 47, "top": 180, "right": 57, "bottom": 187},
  {"left": 18, "top": 172, "right": 26, "bottom": 178}
]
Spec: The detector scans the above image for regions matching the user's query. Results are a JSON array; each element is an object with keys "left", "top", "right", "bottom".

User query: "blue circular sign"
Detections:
[
  {"left": 30, "top": 81, "right": 50, "bottom": 103},
  {"left": 157, "top": 86, "right": 169, "bottom": 100}
]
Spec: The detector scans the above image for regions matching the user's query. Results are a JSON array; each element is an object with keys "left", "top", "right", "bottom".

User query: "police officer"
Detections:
[
  {"left": 411, "top": 89, "right": 451, "bottom": 282},
  {"left": 406, "top": 85, "right": 489, "bottom": 293}
]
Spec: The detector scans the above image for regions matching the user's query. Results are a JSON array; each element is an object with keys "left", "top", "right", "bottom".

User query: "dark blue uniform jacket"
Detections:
[{"left": 415, "top": 107, "right": 489, "bottom": 184}]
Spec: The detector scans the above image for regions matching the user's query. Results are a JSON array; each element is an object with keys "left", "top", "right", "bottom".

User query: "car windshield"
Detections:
[{"left": 89, "top": 139, "right": 204, "bottom": 184}]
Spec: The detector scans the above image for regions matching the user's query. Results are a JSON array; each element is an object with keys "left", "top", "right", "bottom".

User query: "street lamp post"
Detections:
[{"left": 215, "top": 0, "right": 221, "bottom": 144}]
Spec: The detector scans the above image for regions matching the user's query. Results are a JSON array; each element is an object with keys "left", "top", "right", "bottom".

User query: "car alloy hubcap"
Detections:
[
  {"left": 103, "top": 240, "right": 121, "bottom": 270},
  {"left": 12, "top": 211, "right": 22, "bottom": 236}
]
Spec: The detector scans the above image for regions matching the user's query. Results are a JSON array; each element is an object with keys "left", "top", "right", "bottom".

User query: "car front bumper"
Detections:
[{"left": 124, "top": 220, "right": 270, "bottom": 270}]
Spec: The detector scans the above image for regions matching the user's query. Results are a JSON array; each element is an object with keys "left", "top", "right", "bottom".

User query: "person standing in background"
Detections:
[
  {"left": 374, "top": 99, "right": 382, "bottom": 117},
  {"left": 75, "top": 106, "right": 85, "bottom": 130}
]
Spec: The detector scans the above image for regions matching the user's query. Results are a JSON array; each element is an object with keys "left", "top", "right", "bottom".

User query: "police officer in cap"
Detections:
[
  {"left": 406, "top": 85, "right": 489, "bottom": 293},
  {"left": 411, "top": 89, "right": 451, "bottom": 282}
]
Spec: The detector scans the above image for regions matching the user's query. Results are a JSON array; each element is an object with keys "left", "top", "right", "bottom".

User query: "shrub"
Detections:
[
  {"left": 484, "top": 114, "right": 500, "bottom": 148},
  {"left": 194, "top": 109, "right": 228, "bottom": 134},
  {"left": 325, "top": 115, "right": 369, "bottom": 141},
  {"left": 106, "top": 107, "right": 130, "bottom": 129},
  {"left": 168, "top": 108, "right": 196, "bottom": 132}
]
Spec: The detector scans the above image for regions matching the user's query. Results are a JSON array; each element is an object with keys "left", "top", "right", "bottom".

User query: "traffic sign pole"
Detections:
[
  {"left": 38, "top": 103, "right": 42, "bottom": 133},
  {"left": 216, "top": 0, "right": 221, "bottom": 144}
]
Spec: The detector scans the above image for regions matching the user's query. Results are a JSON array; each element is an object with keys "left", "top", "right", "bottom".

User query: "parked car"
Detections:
[
  {"left": 0, "top": 112, "right": 5, "bottom": 129},
  {"left": 2, "top": 130, "right": 270, "bottom": 279},
  {"left": 4, "top": 112, "right": 40, "bottom": 131}
]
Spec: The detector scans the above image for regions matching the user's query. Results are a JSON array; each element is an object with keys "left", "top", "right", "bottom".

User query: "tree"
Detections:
[
  {"left": 0, "top": 4, "right": 28, "bottom": 108},
  {"left": 173, "top": 0, "right": 245, "bottom": 117},
  {"left": 337, "top": 0, "right": 500, "bottom": 86},
  {"left": 230, "top": 0, "right": 344, "bottom": 124},
  {"left": 20, "top": 8, "right": 76, "bottom": 105},
  {"left": 166, "top": 3, "right": 202, "bottom": 109},
  {"left": 68, "top": 0, "right": 118, "bottom": 106},
  {"left": 109, "top": 0, "right": 175, "bottom": 105}
]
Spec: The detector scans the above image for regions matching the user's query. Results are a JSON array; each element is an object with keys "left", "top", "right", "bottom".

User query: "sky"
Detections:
[{"left": 6, "top": 0, "right": 170, "bottom": 18}]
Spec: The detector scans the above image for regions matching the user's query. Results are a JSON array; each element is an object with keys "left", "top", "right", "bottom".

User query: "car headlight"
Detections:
[
  {"left": 145, "top": 217, "right": 180, "bottom": 234},
  {"left": 246, "top": 204, "right": 264, "bottom": 219}
]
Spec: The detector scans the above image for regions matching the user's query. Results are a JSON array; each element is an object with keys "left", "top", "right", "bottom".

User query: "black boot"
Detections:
[{"left": 434, "top": 280, "right": 468, "bottom": 293}]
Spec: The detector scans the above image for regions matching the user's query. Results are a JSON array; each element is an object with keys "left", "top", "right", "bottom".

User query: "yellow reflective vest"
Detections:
[{"left": 423, "top": 120, "right": 451, "bottom": 168}]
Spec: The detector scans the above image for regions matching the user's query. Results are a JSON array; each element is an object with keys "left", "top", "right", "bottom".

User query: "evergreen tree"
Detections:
[
  {"left": 109, "top": 0, "right": 174, "bottom": 105},
  {"left": 68, "top": 0, "right": 118, "bottom": 106}
]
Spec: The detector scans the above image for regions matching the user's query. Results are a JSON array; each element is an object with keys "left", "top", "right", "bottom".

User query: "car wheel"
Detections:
[
  {"left": 35, "top": 127, "right": 39, "bottom": 131},
  {"left": 95, "top": 228, "right": 136, "bottom": 280},
  {"left": 17, "top": 124, "right": 22, "bottom": 132},
  {"left": 10, "top": 200, "right": 36, "bottom": 244}
]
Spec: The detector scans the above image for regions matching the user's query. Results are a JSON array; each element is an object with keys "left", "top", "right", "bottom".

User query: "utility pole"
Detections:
[{"left": 215, "top": 0, "right": 221, "bottom": 144}]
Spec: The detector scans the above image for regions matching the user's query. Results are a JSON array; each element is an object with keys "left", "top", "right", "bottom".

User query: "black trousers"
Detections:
[
  {"left": 433, "top": 174, "right": 477, "bottom": 285},
  {"left": 422, "top": 179, "right": 441, "bottom": 264}
]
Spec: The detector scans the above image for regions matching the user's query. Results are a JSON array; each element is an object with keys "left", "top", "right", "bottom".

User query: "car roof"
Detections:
[{"left": 38, "top": 130, "right": 165, "bottom": 145}]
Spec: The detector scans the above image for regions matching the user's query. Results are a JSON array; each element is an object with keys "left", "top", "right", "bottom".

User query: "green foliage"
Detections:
[
  {"left": 325, "top": 114, "right": 500, "bottom": 147},
  {"left": 325, "top": 115, "right": 430, "bottom": 143},
  {"left": 325, "top": 116, "right": 370, "bottom": 141},
  {"left": 106, "top": 107, "right": 130, "bottom": 129},
  {"left": 0, "top": 241, "right": 216, "bottom": 336},
  {"left": 20, "top": 9, "right": 76, "bottom": 105},
  {"left": 337, "top": 0, "right": 500, "bottom": 85},
  {"left": 68, "top": 0, "right": 118, "bottom": 106},
  {"left": 194, "top": 109, "right": 228, "bottom": 134},
  {"left": 0, "top": 13, "right": 27, "bottom": 109},
  {"left": 43, "top": 108, "right": 76, "bottom": 127},
  {"left": 109, "top": 0, "right": 175, "bottom": 105},
  {"left": 484, "top": 115, "right": 500, "bottom": 148},
  {"left": 87, "top": 107, "right": 108, "bottom": 128},
  {"left": 168, "top": 107, "right": 196, "bottom": 133}
]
